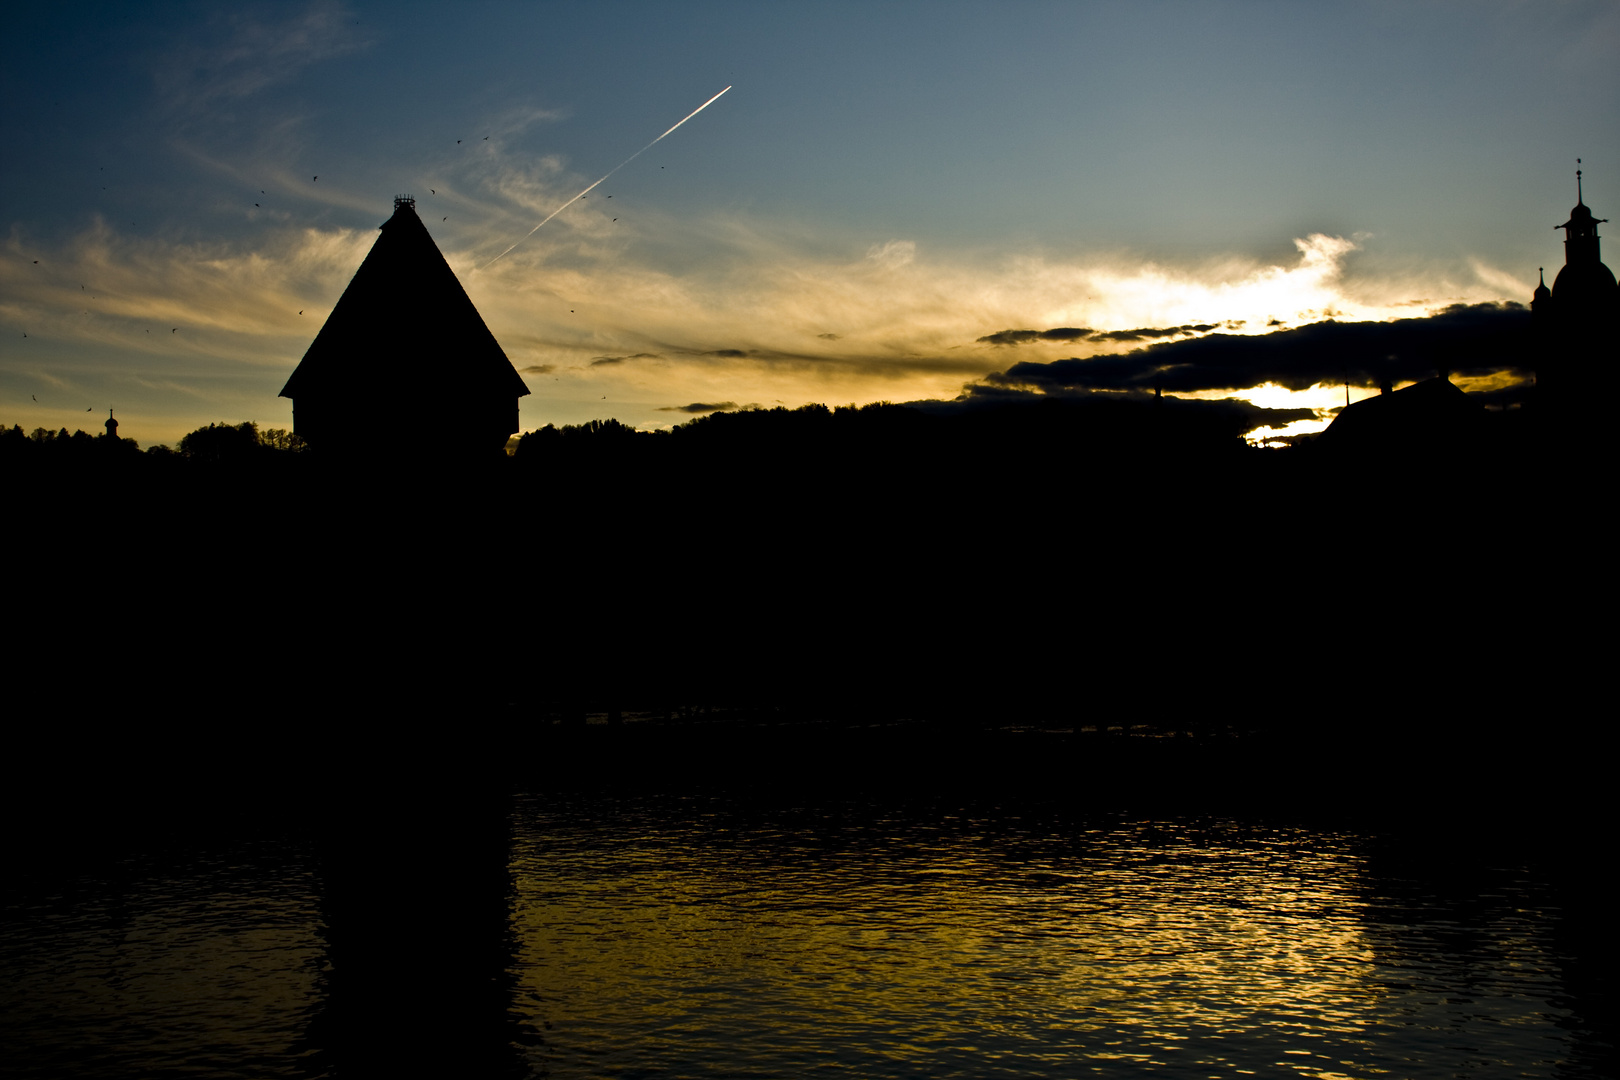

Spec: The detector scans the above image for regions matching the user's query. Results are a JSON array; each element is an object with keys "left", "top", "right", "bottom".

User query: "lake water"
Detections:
[{"left": 2, "top": 789, "right": 1610, "bottom": 1078}]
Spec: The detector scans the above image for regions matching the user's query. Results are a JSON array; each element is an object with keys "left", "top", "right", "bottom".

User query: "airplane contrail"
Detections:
[{"left": 483, "top": 85, "right": 732, "bottom": 267}]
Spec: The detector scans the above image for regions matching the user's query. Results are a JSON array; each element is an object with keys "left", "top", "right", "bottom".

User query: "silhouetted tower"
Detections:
[
  {"left": 1552, "top": 167, "right": 1615, "bottom": 307},
  {"left": 281, "top": 196, "right": 530, "bottom": 458},
  {"left": 103, "top": 408, "right": 118, "bottom": 440},
  {"left": 1533, "top": 165, "right": 1619, "bottom": 405}
]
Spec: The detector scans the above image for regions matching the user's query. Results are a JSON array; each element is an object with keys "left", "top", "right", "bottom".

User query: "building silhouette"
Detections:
[
  {"left": 1531, "top": 167, "right": 1619, "bottom": 404},
  {"left": 1323, "top": 171, "right": 1615, "bottom": 450},
  {"left": 281, "top": 196, "right": 529, "bottom": 458},
  {"left": 1316, "top": 374, "right": 1483, "bottom": 455}
]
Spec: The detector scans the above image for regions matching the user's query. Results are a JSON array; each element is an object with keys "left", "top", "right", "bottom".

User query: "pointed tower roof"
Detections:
[{"left": 281, "top": 196, "right": 529, "bottom": 403}]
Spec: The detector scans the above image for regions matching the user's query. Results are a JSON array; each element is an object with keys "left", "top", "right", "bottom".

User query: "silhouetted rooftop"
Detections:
[
  {"left": 1316, "top": 375, "right": 1482, "bottom": 450},
  {"left": 281, "top": 199, "right": 529, "bottom": 404},
  {"left": 1551, "top": 258, "right": 1619, "bottom": 305}
]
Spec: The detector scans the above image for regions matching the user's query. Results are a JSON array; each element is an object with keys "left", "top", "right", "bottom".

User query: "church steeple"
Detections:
[
  {"left": 1534, "top": 162, "right": 1620, "bottom": 404},
  {"left": 1556, "top": 160, "right": 1608, "bottom": 270},
  {"left": 1547, "top": 161, "right": 1617, "bottom": 311},
  {"left": 1531, "top": 267, "right": 1551, "bottom": 321}
]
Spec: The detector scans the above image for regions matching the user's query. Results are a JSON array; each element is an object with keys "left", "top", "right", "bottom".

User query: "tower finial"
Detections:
[{"left": 1577, "top": 158, "right": 1583, "bottom": 204}]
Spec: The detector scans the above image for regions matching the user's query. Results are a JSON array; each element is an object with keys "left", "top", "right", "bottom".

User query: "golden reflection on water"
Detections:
[
  {"left": 0, "top": 799, "right": 1588, "bottom": 1078},
  {"left": 510, "top": 803, "right": 1424, "bottom": 1079}
]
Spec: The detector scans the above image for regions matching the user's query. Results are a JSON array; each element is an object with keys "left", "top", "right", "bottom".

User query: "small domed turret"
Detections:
[
  {"left": 1564, "top": 201, "right": 1595, "bottom": 224},
  {"left": 1551, "top": 166, "right": 1615, "bottom": 306}
]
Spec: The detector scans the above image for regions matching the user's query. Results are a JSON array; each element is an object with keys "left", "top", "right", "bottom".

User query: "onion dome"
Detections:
[{"left": 1557, "top": 201, "right": 1601, "bottom": 231}]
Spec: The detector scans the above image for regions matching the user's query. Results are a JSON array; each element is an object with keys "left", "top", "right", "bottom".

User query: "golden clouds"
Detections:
[
  {"left": 0, "top": 202, "right": 1528, "bottom": 442},
  {"left": 456, "top": 220, "right": 1518, "bottom": 429},
  {"left": 2, "top": 220, "right": 371, "bottom": 360}
]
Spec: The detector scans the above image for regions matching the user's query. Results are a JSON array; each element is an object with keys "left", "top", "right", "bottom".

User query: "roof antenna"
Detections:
[{"left": 1577, "top": 158, "right": 1583, "bottom": 204}]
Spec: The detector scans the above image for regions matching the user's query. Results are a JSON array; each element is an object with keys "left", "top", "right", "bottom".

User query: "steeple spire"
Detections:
[{"left": 1555, "top": 161, "right": 1607, "bottom": 269}]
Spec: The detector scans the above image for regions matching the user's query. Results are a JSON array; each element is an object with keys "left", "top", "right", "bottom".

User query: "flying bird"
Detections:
[
  {"left": 443, "top": 216, "right": 447, "bottom": 221},
  {"left": 298, "top": 310, "right": 303, "bottom": 315},
  {"left": 313, "top": 176, "right": 318, "bottom": 181},
  {"left": 431, "top": 189, "right": 435, "bottom": 194},
  {"left": 172, "top": 328, "right": 177, "bottom": 332}
]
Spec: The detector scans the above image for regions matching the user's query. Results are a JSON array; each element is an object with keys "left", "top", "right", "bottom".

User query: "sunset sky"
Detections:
[{"left": 3, "top": 1, "right": 1616, "bottom": 448}]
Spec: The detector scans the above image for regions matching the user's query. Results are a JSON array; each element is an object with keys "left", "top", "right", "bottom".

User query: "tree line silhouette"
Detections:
[
  {"left": 9, "top": 391, "right": 1544, "bottom": 744},
  {"left": 2, "top": 419, "right": 307, "bottom": 468},
  {"left": 6, "top": 386, "right": 1534, "bottom": 482}
]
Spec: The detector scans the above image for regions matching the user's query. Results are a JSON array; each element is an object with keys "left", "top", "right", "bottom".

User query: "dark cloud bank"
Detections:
[
  {"left": 658, "top": 401, "right": 737, "bottom": 414},
  {"left": 966, "top": 303, "right": 1531, "bottom": 399}
]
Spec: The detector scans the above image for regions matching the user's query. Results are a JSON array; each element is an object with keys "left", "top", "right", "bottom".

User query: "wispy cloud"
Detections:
[
  {"left": 154, "top": 2, "right": 372, "bottom": 112},
  {"left": 1, "top": 217, "right": 370, "bottom": 365},
  {"left": 590, "top": 353, "right": 662, "bottom": 366}
]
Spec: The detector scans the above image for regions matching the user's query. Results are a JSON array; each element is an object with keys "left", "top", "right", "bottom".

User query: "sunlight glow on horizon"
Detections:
[{"left": 1, "top": 213, "right": 1531, "bottom": 447}]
